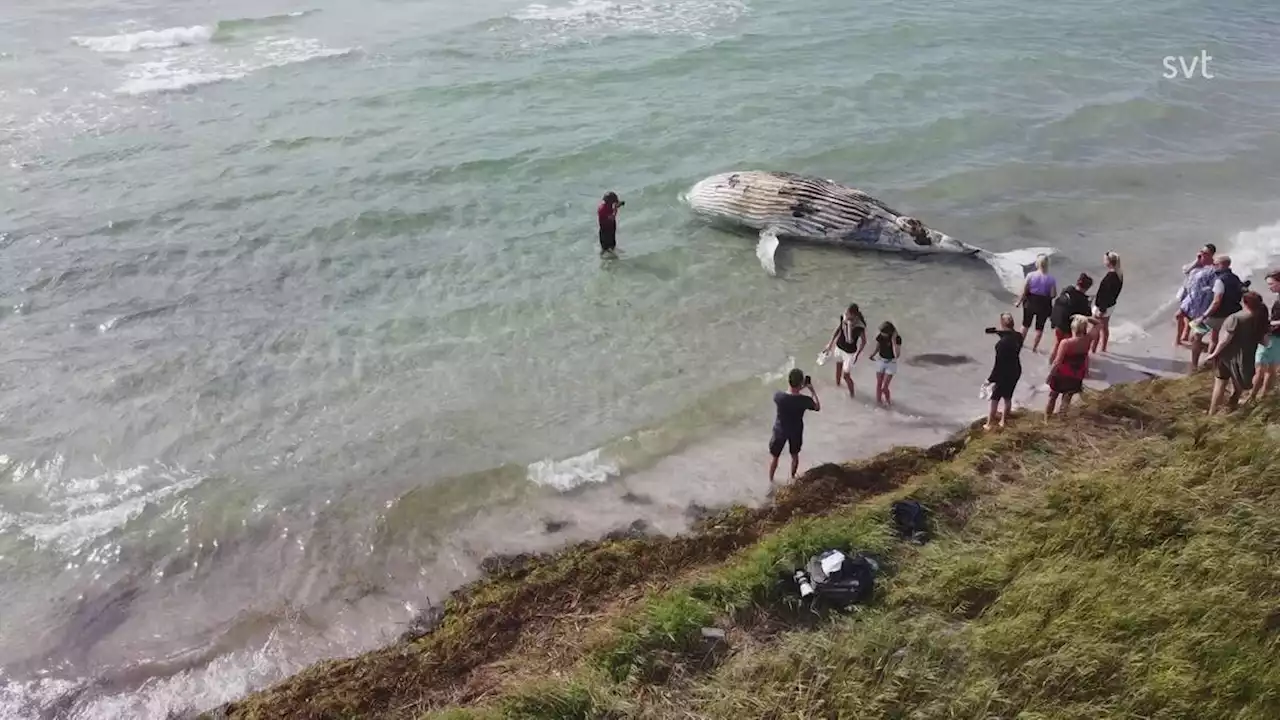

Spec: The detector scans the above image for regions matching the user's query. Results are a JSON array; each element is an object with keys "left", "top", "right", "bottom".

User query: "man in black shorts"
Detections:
[{"left": 768, "top": 368, "right": 821, "bottom": 483}]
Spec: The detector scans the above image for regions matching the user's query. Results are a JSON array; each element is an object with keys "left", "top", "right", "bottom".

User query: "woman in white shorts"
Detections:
[
  {"left": 824, "top": 303, "right": 867, "bottom": 398},
  {"left": 1091, "top": 251, "right": 1123, "bottom": 353},
  {"left": 870, "top": 321, "right": 902, "bottom": 406}
]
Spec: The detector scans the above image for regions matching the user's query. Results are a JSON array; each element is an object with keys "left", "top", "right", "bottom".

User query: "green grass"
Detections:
[{"left": 689, "top": 388, "right": 1280, "bottom": 720}]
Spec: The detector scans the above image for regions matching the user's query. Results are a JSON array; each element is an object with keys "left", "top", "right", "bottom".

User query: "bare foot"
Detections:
[{"left": 998, "top": 418, "right": 1007, "bottom": 429}]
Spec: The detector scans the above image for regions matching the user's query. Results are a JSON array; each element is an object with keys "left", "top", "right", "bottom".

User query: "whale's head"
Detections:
[
  {"left": 681, "top": 171, "right": 780, "bottom": 234},
  {"left": 682, "top": 172, "right": 746, "bottom": 215}
]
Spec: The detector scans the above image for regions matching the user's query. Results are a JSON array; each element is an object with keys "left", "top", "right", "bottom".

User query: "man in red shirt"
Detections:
[{"left": 598, "top": 191, "right": 624, "bottom": 256}]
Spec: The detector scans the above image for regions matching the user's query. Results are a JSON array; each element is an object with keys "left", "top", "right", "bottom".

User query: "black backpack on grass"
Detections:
[
  {"left": 891, "top": 499, "right": 931, "bottom": 544},
  {"left": 793, "top": 549, "right": 878, "bottom": 609}
]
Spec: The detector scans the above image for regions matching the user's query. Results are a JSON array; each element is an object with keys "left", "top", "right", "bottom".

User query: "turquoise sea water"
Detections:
[{"left": 3, "top": 0, "right": 1280, "bottom": 716}]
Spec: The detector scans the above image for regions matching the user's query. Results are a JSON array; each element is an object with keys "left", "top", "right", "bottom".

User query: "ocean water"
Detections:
[{"left": 3, "top": 0, "right": 1280, "bottom": 716}]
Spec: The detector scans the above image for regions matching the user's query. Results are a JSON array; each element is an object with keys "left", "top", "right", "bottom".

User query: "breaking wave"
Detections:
[
  {"left": 72, "top": 26, "right": 215, "bottom": 53},
  {"left": 69, "top": 11, "right": 320, "bottom": 54},
  {"left": 115, "top": 38, "right": 356, "bottom": 96},
  {"left": 526, "top": 448, "right": 620, "bottom": 491}
]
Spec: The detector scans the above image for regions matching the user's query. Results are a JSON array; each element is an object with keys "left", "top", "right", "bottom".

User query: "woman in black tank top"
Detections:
[
  {"left": 824, "top": 303, "right": 866, "bottom": 397},
  {"left": 870, "top": 321, "right": 902, "bottom": 406}
]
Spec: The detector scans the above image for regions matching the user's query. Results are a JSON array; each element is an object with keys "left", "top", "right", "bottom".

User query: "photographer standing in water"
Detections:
[
  {"left": 768, "top": 368, "right": 821, "bottom": 484},
  {"left": 597, "top": 191, "right": 624, "bottom": 256}
]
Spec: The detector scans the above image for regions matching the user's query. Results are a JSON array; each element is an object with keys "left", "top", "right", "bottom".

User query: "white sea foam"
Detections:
[
  {"left": 115, "top": 37, "right": 355, "bottom": 96},
  {"left": 1223, "top": 219, "right": 1280, "bottom": 280},
  {"left": 1107, "top": 320, "right": 1149, "bottom": 345},
  {"left": 515, "top": 0, "right": 616, "bottom": 21},
  {"left": 72, "top": 26, "right": 215, "bottom": 53},
  {"left": 8, "top": 454, "right": 204, "bottom": 558},
  {"left": 0, "top": 625, "right": 316, "bottom": 720},
  {"left": 116, "top": 65, "right": 240, "bottom": 96},
  {"left": 1113, "top": 219, "right": 1280, "bottom": 347},
  {"left": 0, "top": 674, "right": 81, "bottom": 720},
  {"left": 511, "top": 0, "right": 748, "bottom": 39},
  {"left": 72, "top": 633, "right": 300, "bottom": 720},
  {"left": 526, "top": 447, "right": 619, "bottom": 491},
  {"left": 255, "top": 36, "right": 355, "bottom": 70}
]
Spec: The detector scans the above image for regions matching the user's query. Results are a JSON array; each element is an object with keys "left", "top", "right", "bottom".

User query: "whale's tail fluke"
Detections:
[
  {"left": 979, "top": 246, "right": 1060, "bottom": 296},
  {"left": 757, "top": 227, "right": 781, "bottom": 276}
]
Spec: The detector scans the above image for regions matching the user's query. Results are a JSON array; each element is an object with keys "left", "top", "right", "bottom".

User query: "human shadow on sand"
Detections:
[
  {"left": 600, "top": 251, "right": 680, "bottom": 281},
  {"left": 833, "top": 389, "right": 964, "bottom": 432},
  {"left": 903, "top": 353, "right": 977, "bottom": 367},
  {"left": 1098, "top": 352, "right": 1190, "bottom": 379}
]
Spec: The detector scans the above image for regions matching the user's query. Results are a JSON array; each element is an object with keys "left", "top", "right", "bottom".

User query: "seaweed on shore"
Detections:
[{"left": 212, "top": 430, "right": 958, "bottom": 718}]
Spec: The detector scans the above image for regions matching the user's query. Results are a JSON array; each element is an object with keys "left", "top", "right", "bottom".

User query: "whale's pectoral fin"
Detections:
[
  {"left": 757, "top": 227, "right": 782, "bottom": 277},
  {"left": 980, "top": 246, "right": 1060, "bottom": 295}
]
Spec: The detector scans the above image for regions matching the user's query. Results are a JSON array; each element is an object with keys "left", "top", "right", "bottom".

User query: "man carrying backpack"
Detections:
[{"left": 1050, "top": 272, "right": 1093, "bottom": 359}]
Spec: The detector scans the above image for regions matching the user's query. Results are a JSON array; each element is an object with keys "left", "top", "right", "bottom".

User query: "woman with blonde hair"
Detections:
[
  {"left": 1091, "top": 251, "right": 1123, "bottom": 353},
  {"left": 1015, "top": 253, "right": 1057, "bottom": 353},
  {"left": 1045, "top": 314, "right": 1101, "bottom": 420},
  {"left": 983, "top": 312, "right": 1023, "bottom": 430}
]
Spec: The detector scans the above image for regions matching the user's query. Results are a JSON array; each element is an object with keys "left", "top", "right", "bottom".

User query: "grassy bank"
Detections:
[{"left": 210, "top": 374, "right": 1280, "bottom": 720}]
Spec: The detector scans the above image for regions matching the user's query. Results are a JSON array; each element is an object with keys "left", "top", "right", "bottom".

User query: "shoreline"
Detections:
[{"left": 204, "top": 329, "right": 1206, "bottom": 719}]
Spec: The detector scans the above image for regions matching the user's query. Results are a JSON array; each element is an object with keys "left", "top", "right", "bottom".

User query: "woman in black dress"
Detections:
[
  {"left": 1091, "top": 251, "right": 1123, "bottom": 353},
  {"left": 984, "top": 312, "right": 1023, "bottom": 430}
]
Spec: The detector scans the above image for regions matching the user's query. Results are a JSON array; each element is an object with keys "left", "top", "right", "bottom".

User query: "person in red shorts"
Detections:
[
  {"left": 1045, "top": 314, "right": 1101, "bottom": 420},
  {"left": 597, "top": 191, "right": 624, "bottom": 256}
]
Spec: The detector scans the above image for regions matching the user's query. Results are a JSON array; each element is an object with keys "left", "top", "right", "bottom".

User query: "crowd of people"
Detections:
[
  {"left": 766, "top": 247, "right": 1280, "bottom": 483},
  {"left": 1174, "top": 247, "right": 1280, "bottom": 414},
  {"left": 592, "top": 190, "right": 1279, "bottom": 482}
]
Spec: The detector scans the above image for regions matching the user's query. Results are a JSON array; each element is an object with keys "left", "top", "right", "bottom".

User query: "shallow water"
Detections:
[{"left": 3, "top": 0, "right": 1280, "bottom": 716}]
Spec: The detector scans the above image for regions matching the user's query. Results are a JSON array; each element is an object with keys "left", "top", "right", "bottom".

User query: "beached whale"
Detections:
[{"left": 681, "top": 170, "right": 1056, "bottom": 293}]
